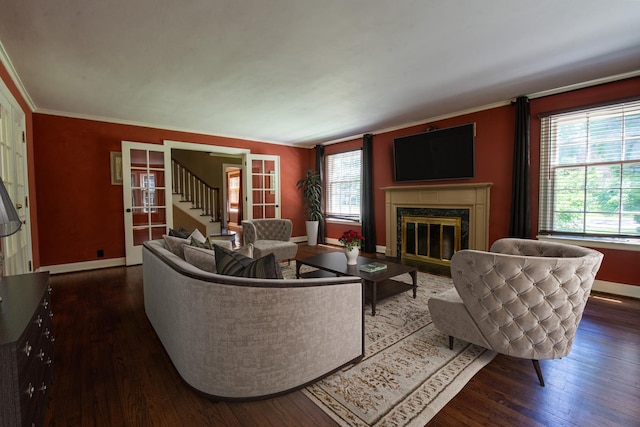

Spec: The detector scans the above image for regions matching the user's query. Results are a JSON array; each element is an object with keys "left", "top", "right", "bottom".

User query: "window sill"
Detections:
[
  {"left": 537, "top": 235, "right": 640, "bottom": 252},
  {"left": 326, "top": 218, "right": 361, "bottom": 226}
]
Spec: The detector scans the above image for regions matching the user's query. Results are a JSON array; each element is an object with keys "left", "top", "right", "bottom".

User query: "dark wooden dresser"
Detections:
[{"left": 0, "top": 272, "right": 53, "bottom": 427}]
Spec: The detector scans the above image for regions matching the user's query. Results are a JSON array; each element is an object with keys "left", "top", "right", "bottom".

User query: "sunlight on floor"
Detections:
[{"left": 590, "top": 295, "right": 622, "bottom": 304}]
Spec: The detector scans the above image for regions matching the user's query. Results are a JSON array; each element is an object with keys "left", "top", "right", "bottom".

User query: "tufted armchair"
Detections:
[
  {"left": 428, "top": 238, "right": 604, "bottom": 386},
  {"left": 241, "top": 219, "right": 298, "bottom": 262}
]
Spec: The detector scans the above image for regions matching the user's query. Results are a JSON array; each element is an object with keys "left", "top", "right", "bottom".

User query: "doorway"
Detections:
[{"left": 224, "top": 165, "right": 242, "bottom": 232}]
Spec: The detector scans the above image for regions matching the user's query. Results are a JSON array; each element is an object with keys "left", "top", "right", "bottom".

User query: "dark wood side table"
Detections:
[
  {"left": 209, "top": 230, "right": 237, "bottom": 246},
  {"left": 0, "top": 272, "right": 53, "bottom": 427},
  {"left": 296, "top": 252, "right": 417, "bottom": 315}
]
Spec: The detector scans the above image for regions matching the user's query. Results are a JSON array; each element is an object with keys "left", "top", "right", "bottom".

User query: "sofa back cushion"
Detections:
[
  {"left": 163, "top": 235, "right": 190, "bottom": 259},
  {"left": 183, "top": 245, "right": 218, "bottom": 273}
]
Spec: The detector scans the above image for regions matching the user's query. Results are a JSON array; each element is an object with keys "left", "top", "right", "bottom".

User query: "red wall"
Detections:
[
  {"left": 32, "top": 114, "right": 312, "bottom": 266},
  {"left": 325, "top": 105, "right": 515, "bottom": 252},
  {"left": 4, "top": 55, "right": 639, "bottom": 286},
  {"left": 326, "top": 77, "right": 640, "bottom": 287}
]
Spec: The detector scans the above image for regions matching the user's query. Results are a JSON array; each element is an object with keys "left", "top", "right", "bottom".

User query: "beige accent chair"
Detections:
[
  {"left": 241, "top": 219, "right": 298, "bottom": 262},
  {"left": 428, "top": 238, "right": 604, "bottom": 386}
]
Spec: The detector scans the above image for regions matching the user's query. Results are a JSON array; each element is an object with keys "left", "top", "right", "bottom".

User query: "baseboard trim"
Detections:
[
  {"left": 323, "top": 237, "right": 386, "bottom": 254},
  {"left": 40, "top": 258, "right": 127, "bottom": 275},
  {"left": 592, "top": 279, "right": 640, "bottom": 299}
]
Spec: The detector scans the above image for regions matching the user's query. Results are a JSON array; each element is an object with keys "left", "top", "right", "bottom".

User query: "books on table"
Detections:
[{"left": 359, "top": 262, "right": 388, "bottom": 273}]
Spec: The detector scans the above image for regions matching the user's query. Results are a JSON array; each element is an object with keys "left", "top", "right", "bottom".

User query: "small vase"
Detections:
[{"left": 345, "top": 247, "right": 359, "bottom": 265}]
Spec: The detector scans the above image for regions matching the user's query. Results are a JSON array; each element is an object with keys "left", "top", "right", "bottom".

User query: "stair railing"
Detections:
[{"left": 172, "top": 159, "right": 221, "bottom": 221}]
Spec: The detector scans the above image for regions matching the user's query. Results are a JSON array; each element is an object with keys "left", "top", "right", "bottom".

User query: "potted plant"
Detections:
[{"left": 296, "top": 169, "right": 322, "bottom": 246}]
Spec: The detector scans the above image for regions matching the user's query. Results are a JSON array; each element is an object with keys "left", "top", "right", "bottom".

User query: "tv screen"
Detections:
[{"left": 393, "top": 123, "right": 475, "bottom": 182}]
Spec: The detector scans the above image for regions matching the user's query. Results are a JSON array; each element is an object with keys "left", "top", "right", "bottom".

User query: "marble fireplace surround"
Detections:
[{"left": 383, "top": 183, "right": 492, "bottom": 258}]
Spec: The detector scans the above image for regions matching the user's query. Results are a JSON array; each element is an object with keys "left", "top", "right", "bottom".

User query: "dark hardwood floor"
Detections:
[{"left": 44, "top": 244, "right": 640, "bottom": 426}]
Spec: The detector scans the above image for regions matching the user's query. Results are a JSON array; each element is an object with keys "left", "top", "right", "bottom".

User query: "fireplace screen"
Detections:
[{"left": 402, "top": 216, "right": 461, "bottom": 266}]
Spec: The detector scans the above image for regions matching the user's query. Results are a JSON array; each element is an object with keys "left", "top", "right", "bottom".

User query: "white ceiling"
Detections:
[{"left": 1, "top": 0, "right": 639, "bottom": 147}]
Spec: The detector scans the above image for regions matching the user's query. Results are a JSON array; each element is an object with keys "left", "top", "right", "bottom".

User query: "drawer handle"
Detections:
[
  {"left": 49, "top": 311, "right": 54, "bottom": 319},
  {"left": 39, "top": 383, "right": 47, "bottom": 394},
  {"left": 42, "top": 300, "right": 49, "bottom": 309},
  {"left": 47, "top": 285, "right": 52, "bottom": 294},
  {"left": 26, "top": 383, "right": 35, "bottom": 398},
  {"left": 38, "top": 349, "right": 45, "bottom": 361},
  {"left": 35, "top": 315, "right": 43, "bottom": 327},
  {"left": 24, "top": 342, "right": 32, "bottom": 357},
  {"left": 43, "top": 329, "right": 56, "bottom": 343},
  {"left": 46, "top": 358, "right": 53, "bottom": 367}
]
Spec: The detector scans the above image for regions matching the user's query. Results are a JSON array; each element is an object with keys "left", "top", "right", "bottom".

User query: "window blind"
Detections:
[
  {"left": 325, "top": 150, "right": 362, "bottom": 221},
  {"left": 539, "top": 100, "right": 640, "bottom": 238}
]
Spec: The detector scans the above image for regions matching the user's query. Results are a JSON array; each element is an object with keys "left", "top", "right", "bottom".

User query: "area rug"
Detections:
[{"left": 280, "top": 263, "right": 497, "bottom": 427}]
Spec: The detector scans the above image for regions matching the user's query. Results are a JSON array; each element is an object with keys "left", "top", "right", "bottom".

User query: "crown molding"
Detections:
[
  {"left": 0, "top": 40, "right": 36, "bottom": 111},
  {"left": 527, "top": 70, "right": 640, "bottom": 99},
  {"left": 320, "top": 70, "right": 640, "bottom": 147},
  {"left": 34, "top": 108, "right": 301, "bottom": 148}
]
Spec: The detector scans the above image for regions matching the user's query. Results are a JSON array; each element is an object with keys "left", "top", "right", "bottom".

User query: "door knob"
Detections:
[{"left": 15, "top": 204, "right": 22, "bottom": 209}]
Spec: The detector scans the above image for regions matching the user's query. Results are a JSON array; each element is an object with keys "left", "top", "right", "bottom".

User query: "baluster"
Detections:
[
  {"left": 197, "top": 180, "right": 202, "bottom": 212},
  {"left": 204, "top": 187, "right": 210, "bottom": 216}
]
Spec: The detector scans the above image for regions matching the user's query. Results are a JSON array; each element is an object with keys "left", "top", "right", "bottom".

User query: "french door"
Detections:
[
  {"left": 245, "top": 154, "right": 281, "bottom": 219},
  {"left": 122, "top": 142, "right": 171, "bottom": 265},
  {"left": 0, "top": 85, "right": 31, "bottom": 275}
]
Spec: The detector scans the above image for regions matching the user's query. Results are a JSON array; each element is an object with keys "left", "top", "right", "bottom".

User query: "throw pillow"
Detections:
[
  {"left": 214, "top": 245, "right": 282, "bottom": 279},
  {"left": 190, "top": 237, "right": 216, "bottom": 250},
  {"left": 169, "top": 227, "right": 190, "bottom": 239},
  {"left": 240, "top": 253, "right": 283, "bottom": 279},
  {"left": 189, "top": 228, "right": 206, "bottom": 244},
  {"left": 182, "top": 243, "right": 247, "bottom": 273},
  {"left": 183, "top": 245, "right": 217, "bottom": 273},
  {"left": 214, "top": 245, "right": 254, "bottom": 276},
  {"left": 163, "top": 234, "right": 190, "bottom": 259}
]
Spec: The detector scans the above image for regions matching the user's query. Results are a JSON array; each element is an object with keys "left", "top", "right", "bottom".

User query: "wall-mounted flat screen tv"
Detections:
[{"left": 393, "top": 123, "right": 475, "bottom": 182}]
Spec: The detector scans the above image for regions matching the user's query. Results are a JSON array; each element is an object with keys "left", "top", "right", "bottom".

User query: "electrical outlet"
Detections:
[{"left": 97, "top": 249, "right": 104, "bottom": 258}]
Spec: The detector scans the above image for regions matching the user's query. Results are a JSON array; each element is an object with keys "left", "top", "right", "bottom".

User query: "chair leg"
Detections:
[
  {"left": 448, "top": 336, "right": 454, "bottom": 350},
  {"left": 532, "top": 359, "right": 545, "bottom": 387}
]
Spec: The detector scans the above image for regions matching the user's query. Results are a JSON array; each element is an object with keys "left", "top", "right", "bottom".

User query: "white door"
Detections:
[
  {"left": 0, "top": 86, "right": 31, "bottom": 275},
  {"left": 244, "top": 154, "right": 280, "bottom": 219},
  {"left": 122, "top": 142, "right": 171, "bottom": 265}
]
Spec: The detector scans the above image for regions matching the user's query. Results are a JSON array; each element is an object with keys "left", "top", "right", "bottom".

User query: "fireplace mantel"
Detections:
[{"left": 383, "top": 183, "right": 492, "bottom": 257}]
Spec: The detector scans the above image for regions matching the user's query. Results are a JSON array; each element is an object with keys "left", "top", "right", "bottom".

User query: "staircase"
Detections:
[{"left": 171, "top": 159, "right": 222, "bottom": 235}]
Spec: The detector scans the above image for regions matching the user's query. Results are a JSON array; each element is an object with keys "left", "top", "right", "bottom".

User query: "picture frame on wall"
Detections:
[{"left": 110, "top": 151, "right": 123, "bottom": 185}]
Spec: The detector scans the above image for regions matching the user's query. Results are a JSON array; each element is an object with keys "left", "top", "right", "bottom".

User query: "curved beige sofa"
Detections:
[{"left": 142, "top": 239, "right": 363, "bottom": 400}]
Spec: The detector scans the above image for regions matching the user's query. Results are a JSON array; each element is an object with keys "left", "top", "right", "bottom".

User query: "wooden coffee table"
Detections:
[{"left": 296, "top": 252, "right": 417, "bottom": 315}]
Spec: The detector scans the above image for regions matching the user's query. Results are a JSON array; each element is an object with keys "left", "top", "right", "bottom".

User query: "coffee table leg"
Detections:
[
  {"left": 410, "top": 270, "right": 417, "bottom": 298},
  {"left": 365, "top": 280, "right": 377, "bottom": 316},
  {"left": 296, "top": 261, "right": 301, "bottom": 279}
]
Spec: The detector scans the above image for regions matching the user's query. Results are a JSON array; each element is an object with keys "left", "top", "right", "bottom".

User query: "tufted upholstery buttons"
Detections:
[{"left": 429, "top": 238, "right": 604, "bottom": 386}]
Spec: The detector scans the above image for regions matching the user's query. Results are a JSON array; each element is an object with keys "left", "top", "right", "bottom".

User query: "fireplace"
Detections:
[
  {"left": 384, "top": 183, "right": 492, "bottom": 265},
  {"left": 402, "top": 216, "right": 461, "bottom": 266}
]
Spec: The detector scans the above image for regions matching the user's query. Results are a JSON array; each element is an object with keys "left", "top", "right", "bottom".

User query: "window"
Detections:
[
  {"left": 326, "top": 150, "right": 362, "bottom": 222},
  {"left": 539, "top": 100, "right": 640, "bottom": 239}
]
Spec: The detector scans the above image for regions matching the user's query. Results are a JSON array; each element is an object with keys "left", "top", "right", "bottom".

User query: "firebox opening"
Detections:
[{"left": 401, "top": 216, "right": 461, "bottom": 266}]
